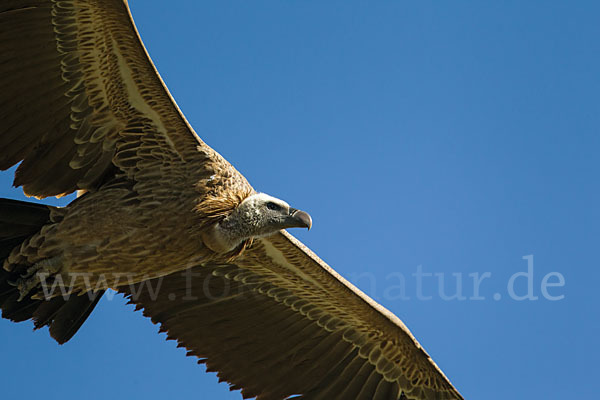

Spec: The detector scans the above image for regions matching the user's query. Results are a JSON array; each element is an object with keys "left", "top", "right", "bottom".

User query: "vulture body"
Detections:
[{"left": 0, "top": 1, "right": 463, "bottom": 399}]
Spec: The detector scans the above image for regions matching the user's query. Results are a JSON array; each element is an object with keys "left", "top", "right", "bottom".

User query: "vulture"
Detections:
[{"left": 0, "top": 1, "right": 463, "bottom": 399}]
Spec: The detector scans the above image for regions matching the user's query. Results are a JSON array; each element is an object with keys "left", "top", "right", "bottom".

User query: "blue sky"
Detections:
[{"left": 1, "top": 1, "right": 598, "bottom": 399}]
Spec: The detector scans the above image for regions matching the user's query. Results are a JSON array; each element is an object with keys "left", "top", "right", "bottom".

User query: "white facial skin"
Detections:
[{"left": 202, "top": 193, "right": 312, "bottom": 253}]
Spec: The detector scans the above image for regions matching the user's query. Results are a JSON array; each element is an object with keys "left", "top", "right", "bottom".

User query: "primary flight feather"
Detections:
[{"left": 0, "top": 1, "right": 463, "bottom": 399}]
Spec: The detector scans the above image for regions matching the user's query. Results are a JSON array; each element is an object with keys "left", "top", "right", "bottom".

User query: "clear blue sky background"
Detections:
[{"left": 1, "top": 1, "right": 598, "bottom": 399}]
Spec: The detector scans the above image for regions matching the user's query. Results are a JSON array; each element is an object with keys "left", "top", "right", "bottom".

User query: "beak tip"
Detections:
[{"left": 291, "top": 209, "right": 312, "bottom": 231}]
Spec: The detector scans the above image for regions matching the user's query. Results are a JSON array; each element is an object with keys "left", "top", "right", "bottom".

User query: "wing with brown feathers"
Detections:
[
  {"left": 119, "top": 231, "right": 463, "bottom": 400},
  {"left": 0, "top": 0, "right": 220, "bottom": 198}
]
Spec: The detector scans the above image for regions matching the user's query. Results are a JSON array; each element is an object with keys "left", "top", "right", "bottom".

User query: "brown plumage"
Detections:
[{"left": 0, "top": 1, "right": 463, "bottom": 399}]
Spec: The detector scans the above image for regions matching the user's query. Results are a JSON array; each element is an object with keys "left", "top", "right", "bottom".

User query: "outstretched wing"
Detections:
[
  {"left": 0, "top": 0, "right": 222, "bottom": 198},
  {"left": 120, "top": 231, "right": 463, "bottom": 400}
]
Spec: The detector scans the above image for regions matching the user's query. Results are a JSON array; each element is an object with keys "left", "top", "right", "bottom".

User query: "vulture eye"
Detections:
[{"left": 266, "top": 202, "right": 281, "bottom": 211}]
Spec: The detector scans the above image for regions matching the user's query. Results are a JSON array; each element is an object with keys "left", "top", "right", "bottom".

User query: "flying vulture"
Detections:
[{"left": 0, "top": 1, "right": 463, "bottom": 399}]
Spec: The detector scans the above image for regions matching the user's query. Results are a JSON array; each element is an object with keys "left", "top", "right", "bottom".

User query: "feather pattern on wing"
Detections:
[
  {"left": 120, "top": 231, "right": 464, "bottom": 400},
  {"left": 0, "top": 0, "right": 248, "bottom": 199}
]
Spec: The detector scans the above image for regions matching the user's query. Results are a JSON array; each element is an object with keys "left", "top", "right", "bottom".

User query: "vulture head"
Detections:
[{"left": 200, "top": 193, "right": 312, "bottom": 254}]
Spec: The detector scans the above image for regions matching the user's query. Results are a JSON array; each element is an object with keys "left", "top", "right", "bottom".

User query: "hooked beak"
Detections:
[{"left": 285, "top": 208, "right": 312, "bottom": 230}]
